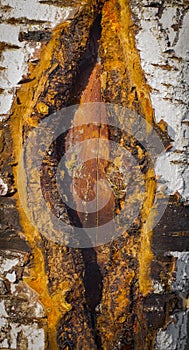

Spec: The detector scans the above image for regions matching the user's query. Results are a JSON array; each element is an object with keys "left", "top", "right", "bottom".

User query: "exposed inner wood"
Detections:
[{"left": 0, "top": 0, "right": 188, "bottom": 349}]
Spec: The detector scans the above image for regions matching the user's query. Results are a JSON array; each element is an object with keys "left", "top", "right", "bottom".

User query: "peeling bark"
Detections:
[{"left": 0, "top": 0, "right": 189, "bottom": 349}]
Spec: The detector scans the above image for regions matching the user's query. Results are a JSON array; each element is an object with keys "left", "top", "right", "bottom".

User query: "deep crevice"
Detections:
[
  {"left": 69, "top": 13, "right": 102, "bottom": 105},
  {"left": 81, "top": 248, "right": 103, "bottom": 348},
  {"left": 40, "top": 12, "right": 104, "bottom": 349},
  {"left": 73, "top": 12, "right": 104, "bottom": 348}
]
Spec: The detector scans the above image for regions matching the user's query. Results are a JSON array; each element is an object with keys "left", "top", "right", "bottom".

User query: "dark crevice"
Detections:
[
  {"left": 70, "top": 10, "right": 103, "bottom": 349},
  {"left": 40, "top": 12, "right": 104, "bottom": 349},
  {"left": 81, "top": 248, "right": 103, "bottom": 348},
  {"left": 69, "top": 13, "right": 102, "bottom": 105},
  {"left": 69, "top": 12, "right": 104, "bottom": 347},
  {"left": 67, "top": 12, "right": 104, "bottom": 348}
]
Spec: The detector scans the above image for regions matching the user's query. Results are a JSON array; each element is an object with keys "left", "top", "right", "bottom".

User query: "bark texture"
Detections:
[{"left": 0, "top": 0, "right": 189, "bottom": 350}]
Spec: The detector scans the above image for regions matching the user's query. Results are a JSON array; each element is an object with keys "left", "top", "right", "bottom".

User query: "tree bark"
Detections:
[{"left": 0, "top": 1, "right": 189, "bottom": 349}]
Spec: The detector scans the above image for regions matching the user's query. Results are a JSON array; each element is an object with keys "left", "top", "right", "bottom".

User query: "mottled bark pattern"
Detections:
[{"left": 0, "top": 0, "right": 189, "bottom": 349}]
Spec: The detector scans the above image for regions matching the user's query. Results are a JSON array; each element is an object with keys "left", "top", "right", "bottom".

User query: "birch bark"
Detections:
[{"left": 0, "top": 1, "right": 189, "bottom": 349}]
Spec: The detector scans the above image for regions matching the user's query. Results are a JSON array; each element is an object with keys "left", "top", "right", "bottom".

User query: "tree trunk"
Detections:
[{"left": 0, "top": 0, "right": 189, "bottom": 349}]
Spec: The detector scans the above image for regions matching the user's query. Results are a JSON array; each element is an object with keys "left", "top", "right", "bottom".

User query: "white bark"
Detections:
[
  {"left": 130, "top": 2, "right": 189, "bottom": 349},
  {"left": 0, "top": 0, "right": 74, "bottom": 120},
  {"left": 130, "top": 0, "right": 189, "bottom": 203},
  {"left": 0, "top": 250, "right": 45, "bottom": 349},
  {"left": 0, "top": 2, "right": 74, "bottom": 348},
  {"left": 0, "top": 0, "right": 189, "bottom": 349}
]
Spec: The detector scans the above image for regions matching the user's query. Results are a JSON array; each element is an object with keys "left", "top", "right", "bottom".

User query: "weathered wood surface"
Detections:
[{"left": 0, "top": 0, "right": 189, "bottom": 349}]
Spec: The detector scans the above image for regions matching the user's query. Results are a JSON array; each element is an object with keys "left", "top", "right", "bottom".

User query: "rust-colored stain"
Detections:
[
  {"left": 9, "top": 3, "right": 99, "bottom": 349},
  {"left": 10, "top": 24, "right": 69, "bottom": 350},
  {"left": 66, "top": 63, "right": 115, "bottom": 246},
  {"left": 6, "top": 0, "right": 179, "bottom": 349},
  {"left": 100, "top": 0, "right": 156, "bottom": 297}
]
